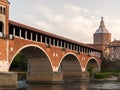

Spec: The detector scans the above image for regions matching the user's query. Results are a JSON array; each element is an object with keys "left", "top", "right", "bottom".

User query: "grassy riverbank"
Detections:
[
  {"left": 91, "top": 69, "right": 120, "bottom": 81},
  {"left": 94, "top": 72, "right": 119, "bottom": 79}
]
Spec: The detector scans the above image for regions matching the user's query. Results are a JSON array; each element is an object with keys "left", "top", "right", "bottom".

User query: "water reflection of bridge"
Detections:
[{"left": 27, "top": 82, "right": 89, "bottom": 90}]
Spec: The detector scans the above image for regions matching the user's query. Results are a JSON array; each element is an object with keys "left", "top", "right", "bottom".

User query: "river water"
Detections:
[{"left": 18, "top": 81, "right": 120, "bottom": 90}]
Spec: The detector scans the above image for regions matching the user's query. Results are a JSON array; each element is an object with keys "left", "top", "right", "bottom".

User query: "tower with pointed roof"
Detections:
[
  {"left": 93, "top": 17, "right": 111, "bottom": 51},
  {"left": 0, "top": 0, "right": 10, "bottom": 37}
]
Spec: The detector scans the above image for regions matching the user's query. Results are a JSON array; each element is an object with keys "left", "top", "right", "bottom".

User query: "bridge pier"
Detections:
[
  {"left": 63, "top": 71, "right": 89, "bottom": 81},
  {"left": 27, "top": 72, "right": 63, "bottom": 84},
  {"left": 80, "top": 71, "right": 90, "bottom": 81},
  {"left": 0, "top": 72, "right": 17, "bottom": 89},
  {"left": 27, "top": 71, "right": 89, "bottom": 83}
]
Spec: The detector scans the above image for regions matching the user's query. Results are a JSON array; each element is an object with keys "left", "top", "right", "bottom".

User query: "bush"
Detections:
[
  {"left": 94, "top": 73, "right": 109, "bottom": 79},
  {"left": 102, "top": 69, "right": 120, "bottom": 73},
  {"left": 87, "top": 66, "right": 95, "bottom": 77},
  {"left": 88, "top": 66, "right": 94, "bottom": 73}
]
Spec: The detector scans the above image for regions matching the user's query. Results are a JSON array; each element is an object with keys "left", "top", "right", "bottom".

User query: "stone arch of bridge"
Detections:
[
  {"left": 58, "top": 52, "right": 82, "bottom": 81},
  {"left": 85, "top": 57, "right": 101, "bottom": 73},
  {"left": 9, "top": 44, "right": 53, "bottom": 72}
]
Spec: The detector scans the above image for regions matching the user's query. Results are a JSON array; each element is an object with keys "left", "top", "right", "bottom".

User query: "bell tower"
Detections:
[
  {"left": 0, "top": 0, "right": 10, "bottom": 38},
  {"left": 93, "top": 17, "right": 111, "bottom": 51}
]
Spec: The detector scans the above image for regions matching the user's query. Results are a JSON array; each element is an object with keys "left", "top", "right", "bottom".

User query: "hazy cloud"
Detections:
[
  {"left": 25, "top": 5, "right": 97, "bottom": 43},
  {"left": 9, "top": 0, "right": 120, "bottom": 43}
]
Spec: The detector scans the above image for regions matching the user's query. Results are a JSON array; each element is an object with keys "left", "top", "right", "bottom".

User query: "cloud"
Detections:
[
  {"left": 83, "top": 9, "right": 90, "bottom": 13},
  {"left": 24, "top": 14, "right": 58, "bottom": 32},
  {"left": 64, "top": 4, "right": 81, "bottom": 14},
  {"left": 96, "top": 10, "right": 102, "bottom": 14},
  {"left": 22, "top": 4, "right": 98, "bottom": 43},
  {"left": 106, "top": 18, "right": 120, "bottom": 41},
  {"left": 9, "top": 0, "right": 120, "bottom": 44},
  {"left": 64, "top": 4, "right": 90, "bottom": 14}
]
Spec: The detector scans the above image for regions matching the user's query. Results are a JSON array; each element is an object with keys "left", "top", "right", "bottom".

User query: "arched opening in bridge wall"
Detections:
[
  {"left": 0, "top": 22, "right": 4, "bottom": 36},
  {"left": 58, "top": 53, "right": 82, "bottom": 81},
  {"left": 85, "top": 58, "right": 100, "bottom": 73},
  {"left": 9, "top": 45, "right": 53, "bottom": 82}
]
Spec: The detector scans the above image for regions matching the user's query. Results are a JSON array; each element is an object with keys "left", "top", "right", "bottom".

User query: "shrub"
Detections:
[
  {"left": 102, "top": 69, "right": 120, "bottom": 73},
  {"left": 88, "top": 66, "right": 95, "bottom": 73},
  {"left": 94, "top": 73, "right": 108, "bottom": 79}
]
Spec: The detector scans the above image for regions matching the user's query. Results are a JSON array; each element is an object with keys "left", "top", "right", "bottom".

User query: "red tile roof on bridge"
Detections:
[{"left": 9, "top": 20, "right": 101, "bottom": 52}]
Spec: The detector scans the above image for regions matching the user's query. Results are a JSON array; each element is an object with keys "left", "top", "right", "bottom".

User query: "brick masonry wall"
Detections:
[
  {"left": 0, "top": 37, "right": 101, "bottom": 72},
  {"left": 102, "top": 59, "right": 120, "bottom": 70}
]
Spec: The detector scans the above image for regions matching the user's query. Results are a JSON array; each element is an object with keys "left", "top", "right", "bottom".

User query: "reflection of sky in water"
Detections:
[{"left": 90, "top": 82, "right": 120, "bottom": 90}]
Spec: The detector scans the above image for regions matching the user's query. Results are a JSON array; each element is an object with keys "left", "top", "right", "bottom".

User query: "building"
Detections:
[
  {"left": 93, "top": 17, "right": 120, "bottom": 60},
  {"left": 93, "top": 17, "right": 111, "bottom": 51},
  {"left": 109, "top": 39, "right": 120, "bottom": 60},
  {"left": 0, "top": 0, "right": 9, "bottom": 38}
]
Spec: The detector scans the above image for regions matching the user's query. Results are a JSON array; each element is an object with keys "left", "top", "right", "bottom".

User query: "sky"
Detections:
[{"left": 8, "top": 0, "right": 120, "bottom": 43}]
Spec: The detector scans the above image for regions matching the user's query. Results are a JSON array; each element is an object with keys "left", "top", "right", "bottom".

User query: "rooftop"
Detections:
[
  {"left": 95, "top": 17, "right": 110, "bottom": 34},
  {"left": 9, "top": 20, "right": 101, "bottom": 52},
  {"left": 109, "top": 39, "right": 120, "bottom": 47}
]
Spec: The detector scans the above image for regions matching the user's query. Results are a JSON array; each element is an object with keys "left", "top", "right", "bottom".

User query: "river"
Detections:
[{"left": 18, "top": 81, "right": 120, "bottom": 90}]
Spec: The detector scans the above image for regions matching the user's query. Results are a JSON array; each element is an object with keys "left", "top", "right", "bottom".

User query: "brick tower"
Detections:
[
  {"left": 93, "top": 17, "right": 111, "bottom": 51},
  {"left": 0, "top": 0, "right": 10, "bottom": 71},
  {"left": 0, "top": 0, "right": 9, "bottom": 37}
]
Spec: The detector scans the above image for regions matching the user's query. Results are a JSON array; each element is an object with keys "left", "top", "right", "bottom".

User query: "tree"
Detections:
[{"left": 10, "top": 53, "right": 27, "bottom": 71}]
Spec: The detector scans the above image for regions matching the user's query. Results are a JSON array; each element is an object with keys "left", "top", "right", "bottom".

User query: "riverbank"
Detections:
[
  {"left": 91, "top": 72, "right": 120, "bottom": 82},
  {"left": 17, "top": 72, "right": 120, "bottom": 82}
]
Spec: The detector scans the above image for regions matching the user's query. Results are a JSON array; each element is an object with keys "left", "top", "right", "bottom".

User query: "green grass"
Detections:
[
  {"left": 102, "top": 69, "right": 120, "bottom": 73},
  {"left": 94, "top": 73, "right": 108, "bottom": 79},
  {"left": 91, "top": 69, "right": 120, "bottom": 79},
  {"left": 94, "top": 72, "right": 119, "bottom": 79},
  {"left": 18, "top": 88, "right": 26, "bottom": 90}
]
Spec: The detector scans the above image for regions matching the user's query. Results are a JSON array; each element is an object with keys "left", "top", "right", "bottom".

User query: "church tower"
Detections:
[
  {"left": 94, "top": 17, "right": 111, "bottom": 51},
  {"left": 0, "top": 0, "right": 10, "bottom": 38}
]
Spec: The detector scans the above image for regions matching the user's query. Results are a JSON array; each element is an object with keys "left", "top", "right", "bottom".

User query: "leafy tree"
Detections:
[
  {"left": 10, "top": 53, "right": 27, "bottom": 71},
  {"left": 87, "top": 66, "right": 94, "bottom": 77}
]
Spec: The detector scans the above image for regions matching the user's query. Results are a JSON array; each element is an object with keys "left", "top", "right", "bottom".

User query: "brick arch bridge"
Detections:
[
  {"left": 0, "top": 0, "right": 102, "bottom": 85},
  {"left": 9, "top": 38, "right": 101, "bottom": 72},
  {"left": 0, "top": 20, "right": 102, "bottom": 82}
]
